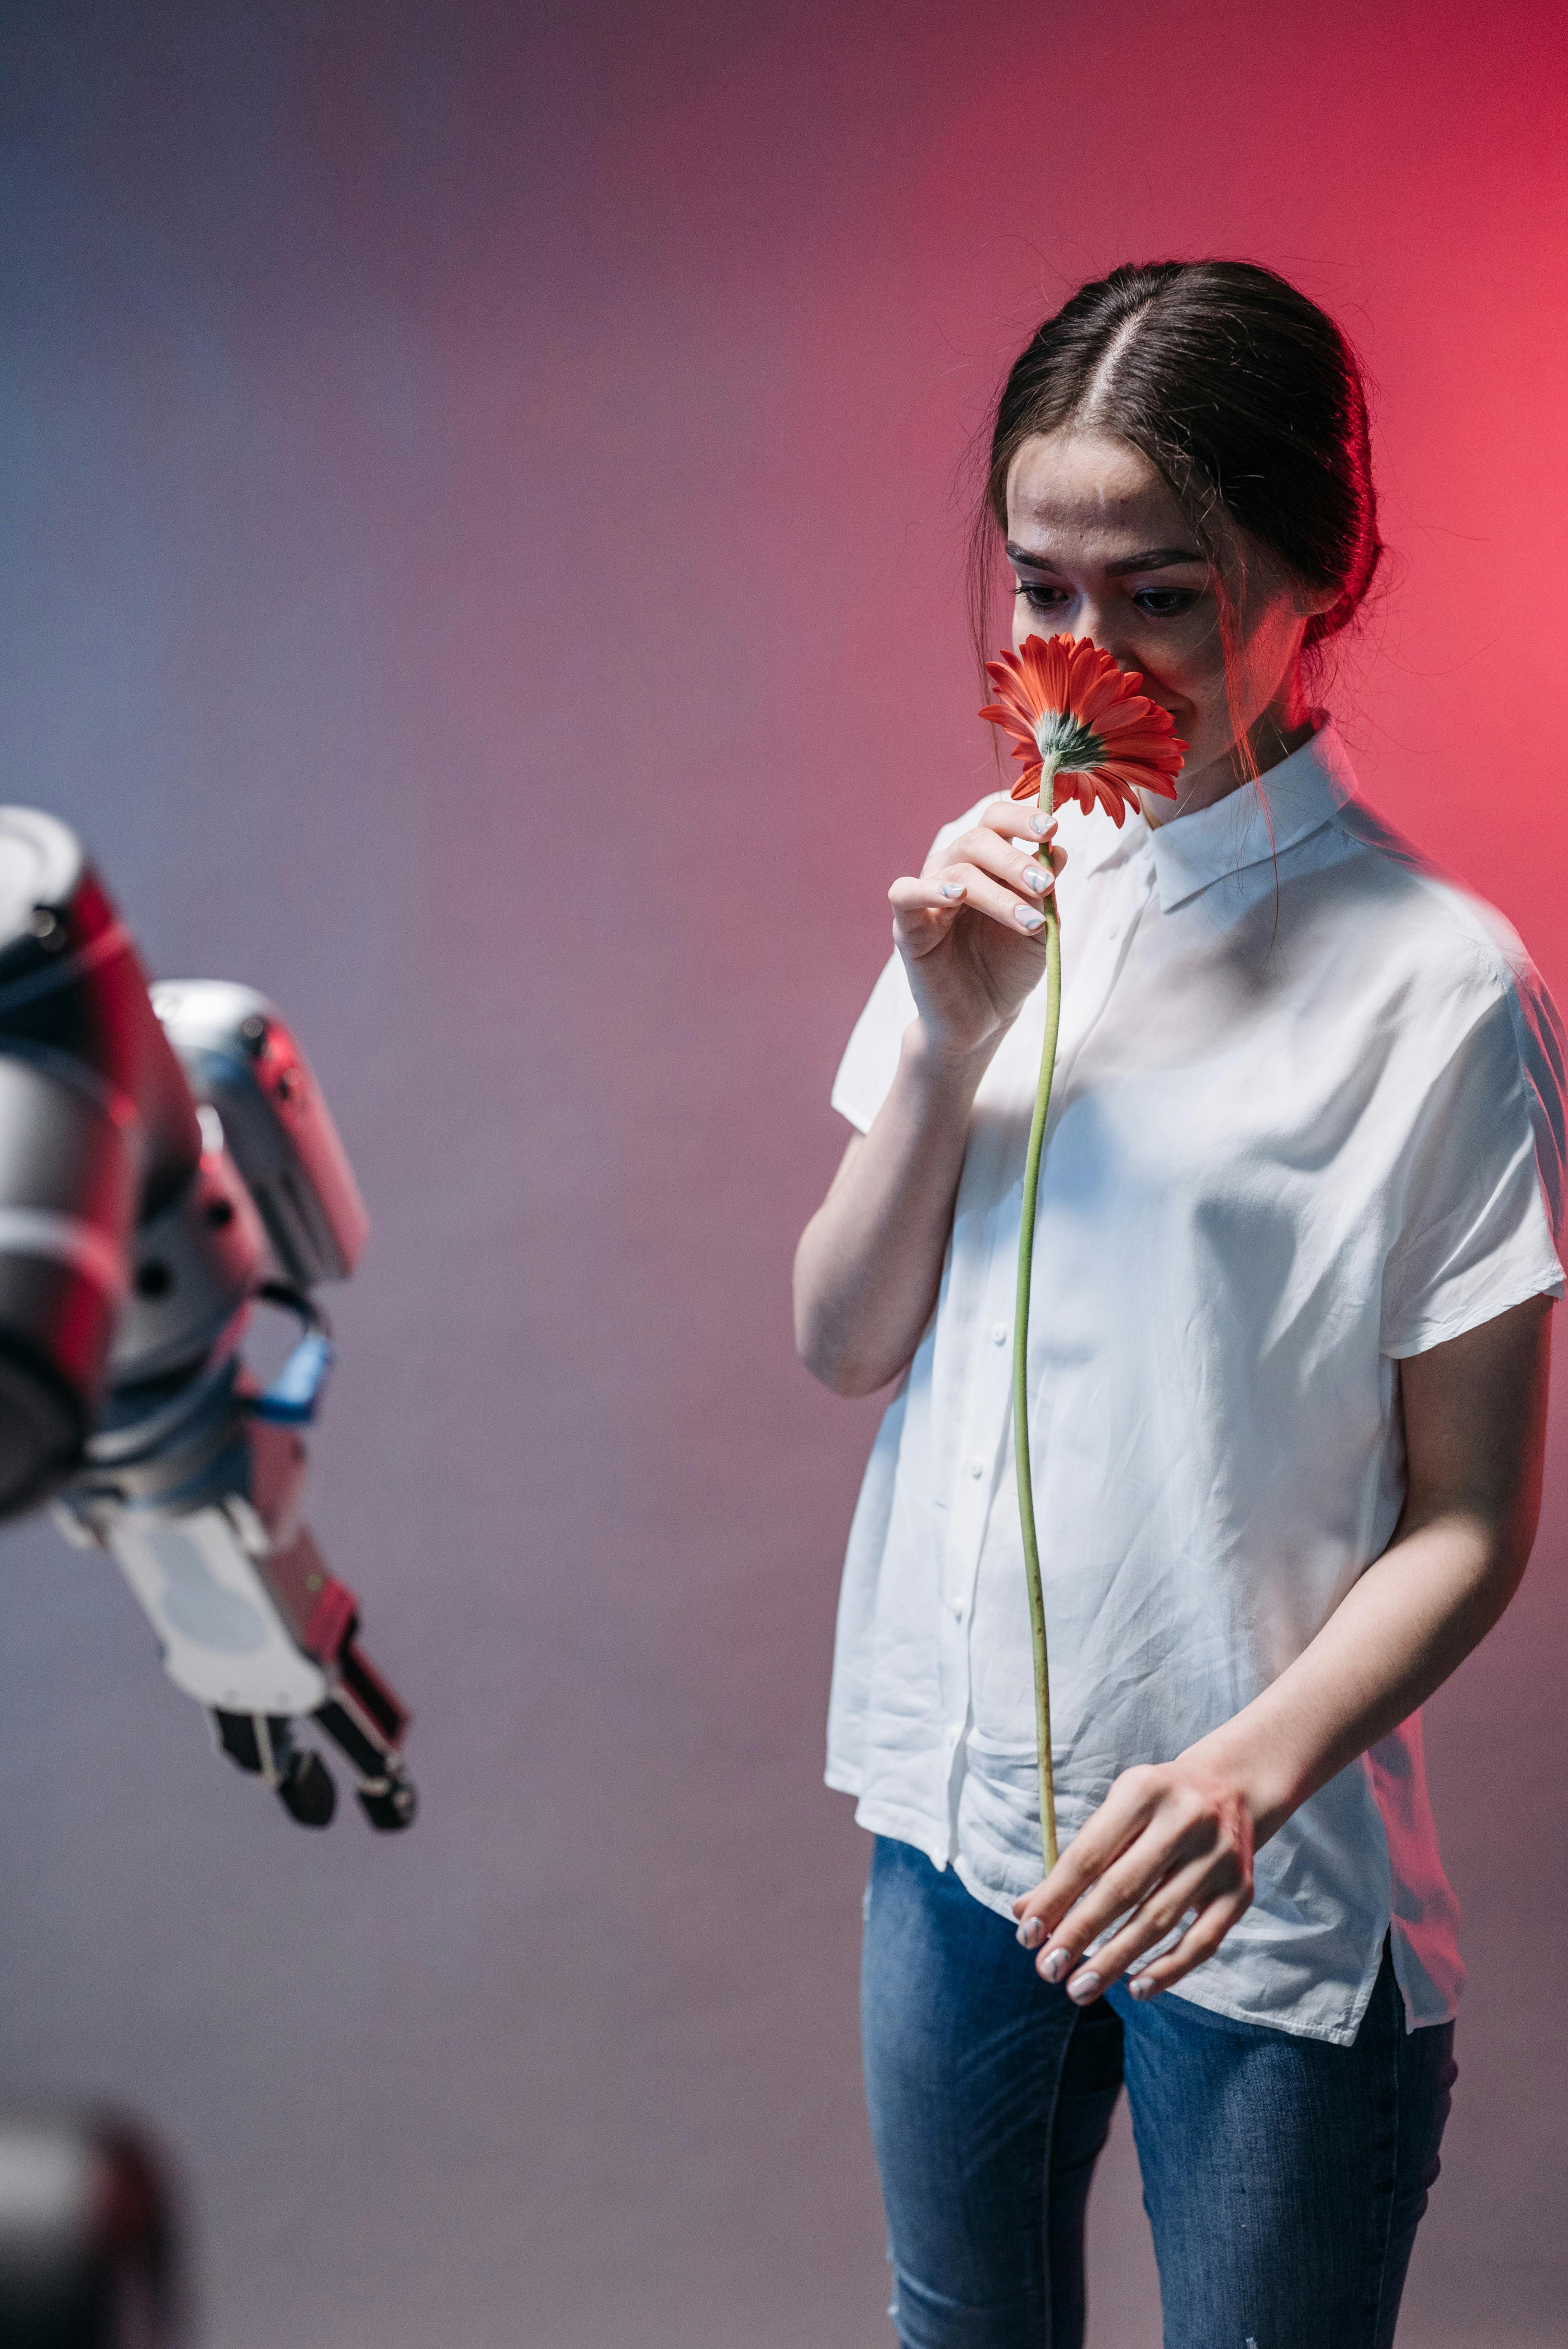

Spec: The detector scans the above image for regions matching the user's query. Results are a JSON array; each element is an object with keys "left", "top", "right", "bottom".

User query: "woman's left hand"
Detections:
[{"left": 1010, "top": 1758, "right": 1256, "bottom": 2004}]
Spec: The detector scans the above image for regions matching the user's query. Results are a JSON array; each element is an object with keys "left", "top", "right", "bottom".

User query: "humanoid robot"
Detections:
[{"left": 0, "top": 805, "right": 413, "bottom": 1831}]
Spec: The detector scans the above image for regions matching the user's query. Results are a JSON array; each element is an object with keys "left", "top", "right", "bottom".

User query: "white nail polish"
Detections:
[
  {"left": 941, "top": 880, "right": 965, "bottom": 900},
  {"left": 1066, "top": 1970, "right": 1102, "bottom": 2005},
  {"left": 1015, "top": 906, "right": 1045, "bottom": 931},
  {"left": 1040, "top": 1947, "right": 1069, "bottom": 1983},
  {"left": 1016, "top": 1916, "right": 1045, "bottom": 1950}
]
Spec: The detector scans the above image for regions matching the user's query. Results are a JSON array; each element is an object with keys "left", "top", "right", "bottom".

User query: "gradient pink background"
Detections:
[{"left": 0, "top": 4, "right": 1563, "bottom": 2344}]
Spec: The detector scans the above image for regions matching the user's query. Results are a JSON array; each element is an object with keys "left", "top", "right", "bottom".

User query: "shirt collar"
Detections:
[{"left": 1146, "top": 720, "right": 1357, "bottom": 912}]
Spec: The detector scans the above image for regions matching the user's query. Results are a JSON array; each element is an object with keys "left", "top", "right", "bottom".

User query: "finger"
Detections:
[
  {"left": 1021, "top": 1839, "right": 1187, "bottom": 1984},
  {"left": 1026, "top": 1837, "right": 1191, "bottom": 1976},
  {"left": 1012, "top": 1768, "right": 1166, "bottom": 1932},
  {"left": 935, "top": 826, "right": 1060, "bottom": 907},
  {"left": 887, "top": 874, "right": 972, "bottom": 954},
  {"left": 980, "top": 798, "right": 1064, "bottom": 850},
  {"left": 1055, "top": 1843, "right": 1250, "bottom": 1996},
  {"left": 1123, "top": 1891, "right": 1252, "bottom": 2001},
  {"left": 926, "top": 861, "right": 1051, "bottom": 938},
  {"left": 890, "top": 873, "right": 970, "bottom": 918}
]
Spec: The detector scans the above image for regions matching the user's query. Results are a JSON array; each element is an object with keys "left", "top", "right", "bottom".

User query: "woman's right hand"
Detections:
[
  {"left": 796, "top": 794, "right": 1066, "bottom": 1393},
  {"left": 888, "top": 796, "right": 1067, "bottom": 1059}
]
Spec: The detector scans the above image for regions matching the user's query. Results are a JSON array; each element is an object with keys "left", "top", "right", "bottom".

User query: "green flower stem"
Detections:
[{"left": 1013, "top": 756, "right": 1063, "bottom": 1877}]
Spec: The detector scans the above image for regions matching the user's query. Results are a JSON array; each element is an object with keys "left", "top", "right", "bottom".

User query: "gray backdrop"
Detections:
[{"left": 0, "top": 4, "right": 1564, "bottom": 2344}]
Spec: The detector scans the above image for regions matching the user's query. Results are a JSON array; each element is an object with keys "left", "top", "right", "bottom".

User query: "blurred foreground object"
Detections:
[
  {"left": 0, "top": 807, "right": 414, "bottom": 1831},
  {"left": 0, "top": 2112, "right": 181, "bottom": 2347}
]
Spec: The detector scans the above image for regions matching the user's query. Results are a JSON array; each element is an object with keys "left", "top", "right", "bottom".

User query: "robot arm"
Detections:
[{"left": 0, "top": 809, "right": 414, "bottom": 1832}]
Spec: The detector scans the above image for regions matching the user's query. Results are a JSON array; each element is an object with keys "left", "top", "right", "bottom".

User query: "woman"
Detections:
[{"left": 794, "top": 261, "right": 1566, "bottom": 2349}]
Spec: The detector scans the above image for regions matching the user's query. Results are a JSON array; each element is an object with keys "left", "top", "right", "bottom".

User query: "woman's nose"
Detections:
[{"left": 1071, "top": 605, "right": 1131, "bottom": 663}]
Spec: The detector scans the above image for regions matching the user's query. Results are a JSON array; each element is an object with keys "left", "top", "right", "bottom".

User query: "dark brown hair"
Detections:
[{"left": 969, "top": 260, "right": 1383, "bottom": 695}]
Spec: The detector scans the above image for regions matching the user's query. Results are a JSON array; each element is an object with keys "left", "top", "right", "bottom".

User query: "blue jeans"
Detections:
[{"left": 861, "top": 1836, "right": 1456, "bottom": 2349}]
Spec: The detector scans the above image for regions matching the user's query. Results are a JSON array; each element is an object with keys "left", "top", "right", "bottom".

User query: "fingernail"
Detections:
[
  {"left": 1039, "top": 1947, "right": 1069, "bottom": 1983},
  {"left": 1016, "top": 1916, "right": 1045, "bottom": 1950},
  {"left": 1014, "top": 905, "right": 1045, "bottom": 932},
  {"left": 940, "top": 880, "right": 966, "bottom": 900},
  {"left": 1129, "top": 1973, "right": 1156, "bottom": 2001},
  {"left": 1066, "top": 1970, "right": 1102, "bottom": 2005},
  {"left": 1023, "top": 866, "right": 1048, "bottom": 892},
  {"left": 1028, "top": 812, "right": 1056, "bottom": 837}
]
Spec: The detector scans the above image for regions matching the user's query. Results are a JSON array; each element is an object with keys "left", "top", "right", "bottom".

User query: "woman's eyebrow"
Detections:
[
  {"left": 1005, "top": 541, "right": 1205, "bottom": 575},
  {"left": 1105, "top": 547, "right": 1205, "bottom": 575}
]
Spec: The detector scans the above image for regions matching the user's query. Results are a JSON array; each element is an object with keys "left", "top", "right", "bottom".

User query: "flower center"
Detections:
[{"left": 1033, "top": 709, "right": 1105, "bottom": 771}]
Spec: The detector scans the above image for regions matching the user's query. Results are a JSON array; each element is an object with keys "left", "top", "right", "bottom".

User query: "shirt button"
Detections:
[
  {"left": 990, "top": 1322, "right": 1008, "bottom": 1345},
  {"left": 968, "top": 1457, "right": 985, "bottom": 1478},
  {"left": 950, "top": 1598, "right": 963, "bottom": 1620}
]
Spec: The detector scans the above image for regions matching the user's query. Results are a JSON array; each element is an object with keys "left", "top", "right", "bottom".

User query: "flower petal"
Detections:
[{"left": 979, "top": 702, "right": 1036, "bottom": 749}]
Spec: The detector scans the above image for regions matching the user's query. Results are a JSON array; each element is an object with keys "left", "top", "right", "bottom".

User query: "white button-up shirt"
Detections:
[{"left": 826, "top": 725, "right": 1566, "bottom": 2045}]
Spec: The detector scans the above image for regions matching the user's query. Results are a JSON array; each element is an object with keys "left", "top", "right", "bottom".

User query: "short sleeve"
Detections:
[
  {"left": 830, "top": 949, "right": 917, "bottom": 1133},
  {"left": 1380, "top": 976, "right": 1567, "bottom": 1358},
  {"left": 829, "top": 798, "right": 992, "bottom": 1134}
]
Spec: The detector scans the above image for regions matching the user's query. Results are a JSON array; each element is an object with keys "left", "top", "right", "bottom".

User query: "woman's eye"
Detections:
[
  {"left": 1132, "top": 587, "right": 1200, "bottom": 618},
  {"left": 1014, "top": 580, "right": 1069, "bottom": 613}
]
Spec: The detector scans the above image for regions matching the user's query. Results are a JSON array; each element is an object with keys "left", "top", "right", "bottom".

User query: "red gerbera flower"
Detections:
[{"left": 980, "top": 634, "right": 1186, "bottom": 825}]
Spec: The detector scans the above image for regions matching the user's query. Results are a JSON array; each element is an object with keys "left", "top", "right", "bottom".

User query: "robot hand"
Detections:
[{"left": 0, "top": 812, "right": 414, "bottom": 1832}]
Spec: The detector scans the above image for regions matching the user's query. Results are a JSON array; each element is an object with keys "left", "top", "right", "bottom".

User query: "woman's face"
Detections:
[{"left": 1005, "top": 429, "right": 1326, "bottom": 814}]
